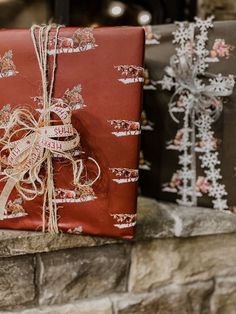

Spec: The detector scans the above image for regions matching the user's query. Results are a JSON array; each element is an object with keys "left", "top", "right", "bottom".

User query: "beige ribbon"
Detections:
[{"left": 0, "top": 25, "right": 100, "bottom": 232}]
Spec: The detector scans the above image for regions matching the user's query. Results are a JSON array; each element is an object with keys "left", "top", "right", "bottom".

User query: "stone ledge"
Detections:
[
  {"left": 3, "top": 297, "right": 113, "bottom": 314},
  {"left": 0, "top": 197, "right": 236, "bottom": 257},
  {"left": 136, "top": 197, "right": 236, "bottom": 239}
]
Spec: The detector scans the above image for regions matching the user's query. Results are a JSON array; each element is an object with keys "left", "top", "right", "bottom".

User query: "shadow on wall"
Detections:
[
  {"left": 3, "top": 0, "right": 236, "bottom": 29},
  {"left": 198, "top": 0, "right": 236, "bottom": 20},
  {"left": 0, "top": 0, "right": 197, "bottom": 29},
  {"left": 0, "top": 0, "right": 51, "bottom": 28}
]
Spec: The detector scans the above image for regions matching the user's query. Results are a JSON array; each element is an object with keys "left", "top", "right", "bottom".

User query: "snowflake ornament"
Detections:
[
  {"left": 212, "top": 199, "right": 228, "bottom": 211},
  {"left": 208, "top": 74, "right": 235, "bottom": 94},
  {"left": 160, "top": 75, "right": 175, "bottom": 90},
  {"left": 194, "top": 16, "right": 214, "bottom": 31},
  {"left": 204, "top": 168, "right": 222, "bottom": 181},
  {"left": 199, "top": 152, "right": 220, "bottom": 168},
  {"left": 178, "top": 168, "right": 194, "bottom": 181},
  {"left": 209, "top": 184, "right": 227, "bottom": 198},
  {"left": 173, "top": 22, "right": 194, "bottom": 48},
  {"left": 179, "top": 154, "right": 192, "bottom": 165}
]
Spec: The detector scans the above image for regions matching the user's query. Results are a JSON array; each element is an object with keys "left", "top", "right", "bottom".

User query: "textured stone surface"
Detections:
[
  {"left": 2, "top": 297, "right": 113, "bottom": 314},
  {"left": 137, "top": 198, "right": 236, "bottom": 239},
  {"left": 0, "top": 255, "right": 35, "bottom": 310},
  {"left": 210, "top": 276, "right": 236, "bottom": 314},
  {"left": 1, "top": 197, "right": 236, "bottom": 257},
  {"left": 129, "top": 234, "right": 236, "bottom": 292},
  {"left": 1, "top": 230, "right": 236, "bottom": 312},
  {"left": 38, "top": 244, "right": 130, "bottom": 305},
  {"left": 1, "top": 198, "right": 236, "bottom": 312},
  {"left": 0, "top": 229, "right": 119, "bottom": 258},
  {"left": 4, "top": 280, "right": 213, "bottom": 314},
  {"left": 113, "top": 281, "right": 213, "bottom": 314},
  {"left": 135, "top": 198, "right": 175, "bottom": 239}
]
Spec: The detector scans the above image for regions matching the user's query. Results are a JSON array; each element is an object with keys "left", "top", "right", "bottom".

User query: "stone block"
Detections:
[
  {"left": 38, "top": 244, "right": 130, "bottom": 305},
  {"left": 210, "top": 276, "right": 236, "bottom": 314},
  {"left": 0, "top": 255, "right": 35, "bottom": 310},
  {"left": 129, "top": 234, "right": 236, "bottom": 292},
  {"left": 113, "top": 281, "right": 213, "bottom": 314}
]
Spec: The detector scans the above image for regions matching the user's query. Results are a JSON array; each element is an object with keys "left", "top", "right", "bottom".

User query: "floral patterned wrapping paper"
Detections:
[
  {"left": 0, "top": 26, "right": 145, "bottom": 238},
  {"left": 140, "top": 20, "right": 236, "bottom": 211}
]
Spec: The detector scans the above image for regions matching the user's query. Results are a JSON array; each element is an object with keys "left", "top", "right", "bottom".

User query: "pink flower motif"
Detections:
[
  {"left": 211, "top": 39, "right": 234, "bottom": 59},
  {"left": 144, "top": 25, "right": 153, "bottom": 40},
  {"left": 169, "top": 172, "right": 182, "bottom": 188},
  {"left": 196, "top": 176, "right": 211, "bottom": 193},
  {"left": 173, "top": 130, "right": 183, "bottom": 146},
  {"left": 210, "top": 98, "right": 221, "bottom": 109}
]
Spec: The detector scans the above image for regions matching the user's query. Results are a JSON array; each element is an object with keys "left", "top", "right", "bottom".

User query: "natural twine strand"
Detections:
[{"left": 31, "top": 25, "right": 62, "bottom": 233}]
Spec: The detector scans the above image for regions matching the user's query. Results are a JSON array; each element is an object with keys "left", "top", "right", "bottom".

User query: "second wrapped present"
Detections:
[{"left": 140, "top": 19, "right": 236, "bottom": 211}]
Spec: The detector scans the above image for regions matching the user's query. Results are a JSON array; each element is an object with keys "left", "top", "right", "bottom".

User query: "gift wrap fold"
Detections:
[
  {"left": 140, "top": 19, "right": 236, "bottom": 211},
  {"left": 0, "top": 25, "right": 144, "bottom": 238}
]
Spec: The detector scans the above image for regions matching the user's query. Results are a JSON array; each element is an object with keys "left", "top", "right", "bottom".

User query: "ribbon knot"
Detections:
[{"left": 165, "top": 54, "right": 235, "bottom": 123}]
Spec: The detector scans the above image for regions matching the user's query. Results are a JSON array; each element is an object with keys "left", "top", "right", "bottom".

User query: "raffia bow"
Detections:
[{"left": 0, "top": 25, "right": 100, "bottom": 232}]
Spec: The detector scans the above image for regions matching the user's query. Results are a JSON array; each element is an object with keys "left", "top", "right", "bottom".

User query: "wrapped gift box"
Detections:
[
  {"left": 0, "top": 26, "right": 144, "bottom": 238},
  {"left": 140, "top": 19, "right": 236, "bottom": 211}
]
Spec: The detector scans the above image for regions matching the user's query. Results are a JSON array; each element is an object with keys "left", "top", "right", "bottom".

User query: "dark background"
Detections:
[{"left": 0, "top": 0, "right": 197, "bottom": 28}]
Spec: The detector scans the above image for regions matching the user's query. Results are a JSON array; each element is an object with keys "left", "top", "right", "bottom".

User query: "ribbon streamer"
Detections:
[{"left": 0, "top": 25, "right": 100, "bottom": 231}]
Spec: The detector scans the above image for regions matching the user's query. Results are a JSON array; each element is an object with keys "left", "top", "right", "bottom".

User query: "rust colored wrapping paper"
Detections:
[
  {"left": 140, "top": 21, "right": 236, "bottom": 210},
  {"left": 0, "top": 26, "right": 145, "bottom": 238}
]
